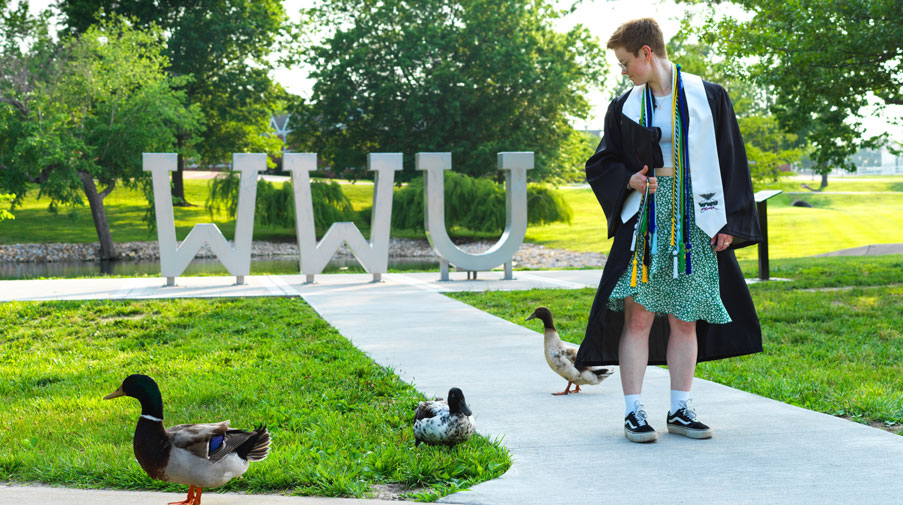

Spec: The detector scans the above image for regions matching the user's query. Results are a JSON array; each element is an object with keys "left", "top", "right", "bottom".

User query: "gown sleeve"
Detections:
[
  {"left": 586, "top": 96, "right": 636, "bottom": 239},
  {"left": 706, "top": 82, "right": 763, "bottom": 249}
]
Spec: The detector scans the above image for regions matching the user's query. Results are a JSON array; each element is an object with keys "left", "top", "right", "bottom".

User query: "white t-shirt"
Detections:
[{"left": 652, "top": 93, "right": 674, "bottom": 169}]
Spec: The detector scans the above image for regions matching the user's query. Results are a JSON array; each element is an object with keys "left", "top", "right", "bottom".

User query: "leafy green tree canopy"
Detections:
[
  {"left": 667, "top": 27, "right": 804, "bottom": 184},
  {"left": 59, "top": 0, "right": 289, "bottom": 203},
  {"left": 296, "top": 0, "right": 606, "bottom": 183},
  {"left": 0, "top": 14, "right": 202, "bottom": 258},
  {"left": 686, "top": 0, "right": 902, "bottom": 173}
]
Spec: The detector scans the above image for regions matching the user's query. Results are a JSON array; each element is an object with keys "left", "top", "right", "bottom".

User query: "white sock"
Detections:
[
  {"left": 670, "top": 390, "right": 691, "bottom": 414},
  {"left": 624, "top": 394, "right": 642, "bottom": 417}
]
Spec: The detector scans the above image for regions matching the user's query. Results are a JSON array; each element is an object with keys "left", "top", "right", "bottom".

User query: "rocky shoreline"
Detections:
[{"left": 0, "top": 239, "right": 607, "bottom": 270}]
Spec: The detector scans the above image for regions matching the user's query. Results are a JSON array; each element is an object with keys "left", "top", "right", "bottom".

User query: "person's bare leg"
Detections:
[
  {"left": 666, "top": 315, "right": 697, "bottom": 392},
  {"left": 665, "top": 314, "right": 712, "bottom": 438},
  {"left": 619, "top": 297, "right": 655, "bottom": 395}
]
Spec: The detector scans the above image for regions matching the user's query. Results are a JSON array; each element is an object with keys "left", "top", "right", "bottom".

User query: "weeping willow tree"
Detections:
[
  {"left": 391, "top": 172, "right": 572, "bottom": 234},
  {"left": 206, "top": 174, "right": 360, "bottom": 237}
]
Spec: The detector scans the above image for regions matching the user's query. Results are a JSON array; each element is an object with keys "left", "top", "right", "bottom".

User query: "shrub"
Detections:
[
  {"left": 391, "top": 172, "right": 572, "bottom": 234},
  {"left": 0, "top": 194, "right": 13, "bottom": 223},
  {"left": 206, "top": 174, "right": 359, "bottom": 235}
]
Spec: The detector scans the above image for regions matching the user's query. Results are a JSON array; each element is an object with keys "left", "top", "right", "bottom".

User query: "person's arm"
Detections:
[
  {"left": 707, "top": 82, "right": 762, "bottom": 249},
  {"left": 586, "top": 97, "right": 636, "bottom": 239}
]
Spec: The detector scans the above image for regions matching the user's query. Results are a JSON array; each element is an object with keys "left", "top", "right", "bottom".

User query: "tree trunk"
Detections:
[
  {"left": 172, "top": 135, "right": 193, "bottom": 206},
  {"left": 820, "top": 172, "right": 829, "bottom": 189},
  {"left": 79, "top": 172, "right": 118, "bottom": 261}
]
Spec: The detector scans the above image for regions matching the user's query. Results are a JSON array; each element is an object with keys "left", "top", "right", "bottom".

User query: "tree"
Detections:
[
  {"left": 666, "top": 27, "right": 803, "bottom": 184},
  {"left": 558, "top": 129, "right": 603, "bottom": 183},
  {"left": 0, "top": 193, "right": 12, "bottom": 222},
  {"left": 296, "top": 0, "right": 606, "bottom": 183},
  {"left": 0, "top": 15, "right": 201, "bottom": 259},
  {"left": 686, "top": 0, "right": 902, "bottom": 186},
  {"left": 737, "top": 115, "right": 805, "bottom": 183},
  {"left": 59, "top": 0, "right": 288, "bottom": 205}
]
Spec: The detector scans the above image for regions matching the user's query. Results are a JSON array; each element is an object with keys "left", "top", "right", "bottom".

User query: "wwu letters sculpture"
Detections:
[{"left": 143, "top": 151, "right": 533, "bottom": 284}]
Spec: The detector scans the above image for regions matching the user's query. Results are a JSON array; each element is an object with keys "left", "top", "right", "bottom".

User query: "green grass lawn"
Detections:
[
  {"left": 756, "top": 174, "right": 903, "bottom": 194},
  {"left": 0, "top": 180, "right": 259, "bottom": 244},
  {"left": 524, "top": 184, "right": 903, "bottom": 259},
  {"left": 447, "top": 255, "right": 903, "bottom": 433},
  {"left": 2, "top": 176, "right": 902, "bottom": 261},
  {"left": 0, "top": 297, "right": 510, "bottom": 501}
]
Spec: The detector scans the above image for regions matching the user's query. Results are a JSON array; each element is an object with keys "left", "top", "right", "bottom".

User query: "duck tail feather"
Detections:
[{"left": 237, "top": 425, "right": 270, "bottom": 462}]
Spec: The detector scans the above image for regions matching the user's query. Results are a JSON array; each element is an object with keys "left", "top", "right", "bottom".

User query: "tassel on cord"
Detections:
[
  {"left": 648, "top": 188, "right": 656, "bottom": 255},
  {"left": 672, "top": 249, "right": 678, "bottom": 279},
  {"left": 631, "top": 256, "right": 639, "bottom": 287},
  {"left": 630, "top": 179, "right": 650, "bottom": 288}
]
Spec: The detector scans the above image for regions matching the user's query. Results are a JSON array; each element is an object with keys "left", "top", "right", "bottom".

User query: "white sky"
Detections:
[{"left": 28, "top": 0, "right": 899, "bottom": 138}]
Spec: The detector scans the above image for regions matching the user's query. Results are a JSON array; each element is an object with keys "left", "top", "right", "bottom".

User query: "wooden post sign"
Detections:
[{"left": 143, "top": 151, "right": 533, "bottom": 285}]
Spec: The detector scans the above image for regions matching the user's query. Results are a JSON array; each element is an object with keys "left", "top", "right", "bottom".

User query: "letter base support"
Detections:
[{"left": 437, "top": 259, "right": 515, "bottom": 281}]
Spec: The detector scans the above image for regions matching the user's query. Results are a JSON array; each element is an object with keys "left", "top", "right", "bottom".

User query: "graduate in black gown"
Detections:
[{"left": 574, "top": 18, "right": 763, "bottom": 443}]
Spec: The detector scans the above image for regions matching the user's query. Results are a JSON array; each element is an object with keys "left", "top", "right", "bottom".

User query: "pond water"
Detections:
[{"left": 0, "top": 255, "right": 440, "bottom": 280}]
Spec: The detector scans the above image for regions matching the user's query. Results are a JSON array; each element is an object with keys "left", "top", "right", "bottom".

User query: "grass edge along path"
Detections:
[
  {"left": 0, "top": 297, "right": 510, "bottom": 502},
  {"left": 447, "top": 259, "right": 903, "bottom": 435}
]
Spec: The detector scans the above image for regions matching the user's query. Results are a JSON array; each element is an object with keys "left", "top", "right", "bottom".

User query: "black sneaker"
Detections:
[
  {"left": 624, "top": 403, "right": 658, "bottom": 443},
  {"left": 666, "top": 400, "right": 713, "bottom": 439}
]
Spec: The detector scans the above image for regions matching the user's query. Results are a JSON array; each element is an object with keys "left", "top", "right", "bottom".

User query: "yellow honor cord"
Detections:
[{"left": 670, "top": 63, "right": 680, "bottom": 248}]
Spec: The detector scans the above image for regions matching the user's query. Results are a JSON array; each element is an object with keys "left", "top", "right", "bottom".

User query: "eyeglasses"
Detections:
[{"left": 618, "top": 59, "right": 629, "bottom": 71}]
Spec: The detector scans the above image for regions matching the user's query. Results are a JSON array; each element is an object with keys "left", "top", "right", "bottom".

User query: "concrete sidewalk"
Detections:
[
  {"left": 815, "top": 243, "right": 903, "bottom": 256},
  {"left": 0, "top": 484, "right": 400, "bottom": 505},
  {"left": 3, "top": 271, "right": 903, "bottom": 504},
  {"left": 296, "top": 274, "right": 903, "bottom": 504},
  {"left": 0, "top": 269, "right": 601, "bottom": 302}
]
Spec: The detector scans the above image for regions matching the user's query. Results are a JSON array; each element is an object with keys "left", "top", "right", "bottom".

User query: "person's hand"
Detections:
[
  {"left": 711, "top": 233, "right": 734, "bottom": 252},
  {"left": 628, "top": 166, "right": 657, "bottom": 194}
]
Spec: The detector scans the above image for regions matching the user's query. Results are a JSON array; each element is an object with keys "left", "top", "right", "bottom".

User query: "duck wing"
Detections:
[
  {"left": 167, "top": 421, "right": 270, "bottom": 463},
  {"left": 414, "top": 400, "right": 447, "bottom": 423},
  {"left": 166, "top": 421, "right": 232, "bottom": 461},
  {"left": 560, "top": 343, "right": 579, "bottom": 364}
]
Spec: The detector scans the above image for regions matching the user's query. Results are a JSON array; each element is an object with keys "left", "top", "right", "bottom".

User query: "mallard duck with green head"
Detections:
[{"left": 104, "top": 374, "right": 270, "bottom": 505}]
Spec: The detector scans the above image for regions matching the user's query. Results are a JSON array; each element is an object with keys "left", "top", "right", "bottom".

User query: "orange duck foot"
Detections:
[
  {"left": 552, "top": 382, "right": 576, "bottom": 395},
  {"left": 168, "top": 485, "right": 203, "bottom": 505}
]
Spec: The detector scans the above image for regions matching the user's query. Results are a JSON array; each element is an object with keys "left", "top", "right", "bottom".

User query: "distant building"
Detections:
[{"left": 798, "top": 146, "right": 903, "bottom": 176}]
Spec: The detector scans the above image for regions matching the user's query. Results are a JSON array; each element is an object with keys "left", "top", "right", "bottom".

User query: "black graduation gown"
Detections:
[{"left": 574, "top": 81, "right": 763, "bottom": 367}]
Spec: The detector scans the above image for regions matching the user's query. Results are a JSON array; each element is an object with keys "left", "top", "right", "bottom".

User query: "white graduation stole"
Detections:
[{"left": 619, "top": 66, "right": 727, "bottom": 238}]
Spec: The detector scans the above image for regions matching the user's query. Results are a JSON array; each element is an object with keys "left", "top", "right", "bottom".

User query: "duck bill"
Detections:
[
  {"left": 104, "top": 387, "right": 125, "bottom": 400},
  {"left": 461, "top": 403, "right": 473, "bottom": 416},
  {"left": 525, "top": 313, "right": 536, "bottom": 321}
]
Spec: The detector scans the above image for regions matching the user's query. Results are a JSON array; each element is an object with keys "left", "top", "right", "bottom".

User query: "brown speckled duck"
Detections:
[
  {"left": 104, "top": 374, "right": 270, "bottom": 505},
  {"left": 527, "top": 307, "right": 613, "bottom": 395}
]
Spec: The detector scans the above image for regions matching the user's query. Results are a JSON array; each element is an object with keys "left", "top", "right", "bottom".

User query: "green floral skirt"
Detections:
[{"left": 608, "top": 176, "right": 732, "bottom": 324}]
